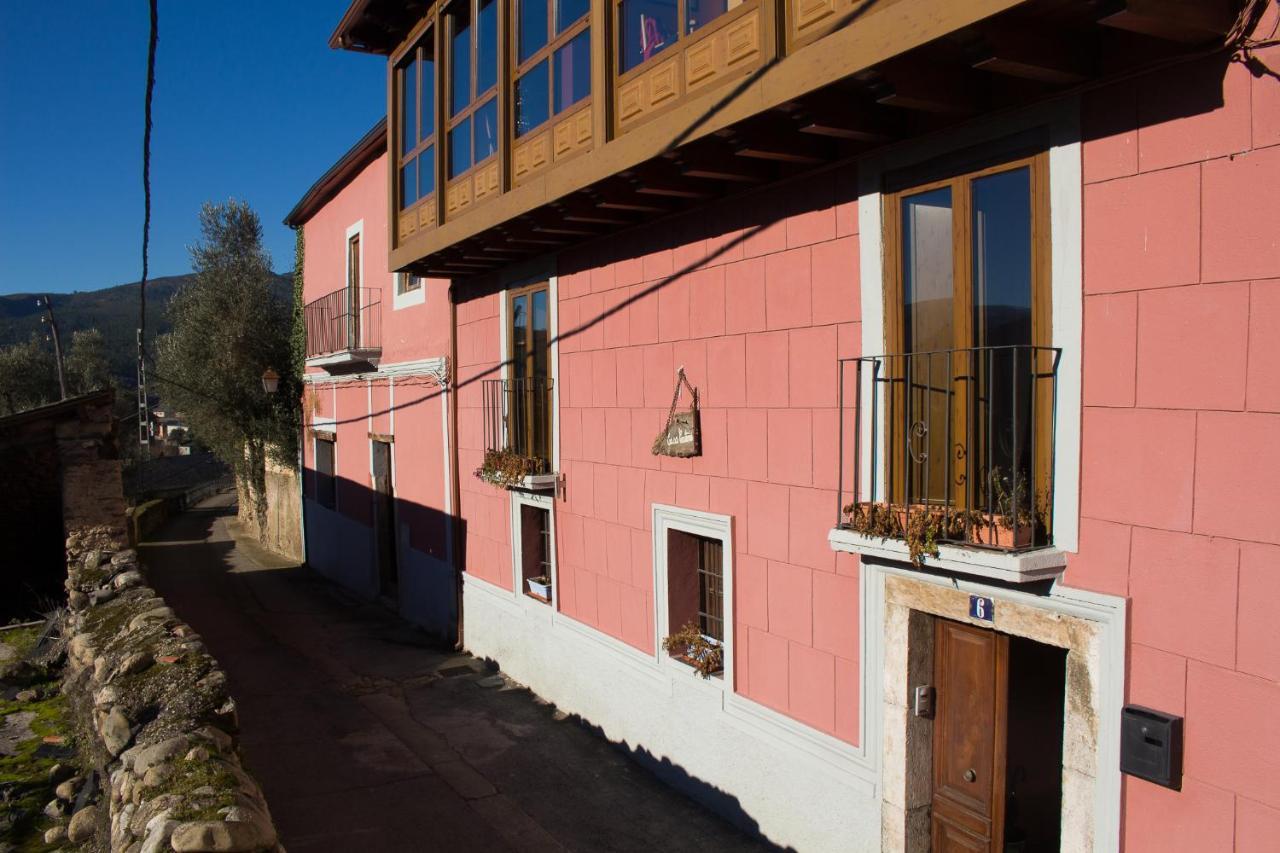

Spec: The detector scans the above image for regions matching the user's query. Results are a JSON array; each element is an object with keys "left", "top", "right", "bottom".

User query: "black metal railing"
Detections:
[
  {"left": 482, "top": 376, "right": 554, "bottom": 473},
  {"left": 836, "top": 344, "right": 1061, "bottom": 554},
  {"left": 303, "top": 287, "right": 382, "bottom": 359}
]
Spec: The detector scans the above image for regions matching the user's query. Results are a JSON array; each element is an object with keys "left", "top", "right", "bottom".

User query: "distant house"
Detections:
[
  {"left": 0, "top": 390, "right": 125, "bottom": 620},
  {"left": 285, "top": 119, "right": 457, "bottom": 634},
  {"left": 289, "top": 1, "right": 1280, "bottom": 849}
]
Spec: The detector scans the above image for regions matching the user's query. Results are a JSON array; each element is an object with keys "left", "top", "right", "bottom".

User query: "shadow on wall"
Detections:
[{"left": 300, "top": 470, "right": 464, "bottom": 644}]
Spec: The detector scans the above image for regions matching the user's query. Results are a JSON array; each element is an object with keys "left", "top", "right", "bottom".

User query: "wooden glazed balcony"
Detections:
[{"left": 331, "top": 0, "right": 1242, "bottom": 277}]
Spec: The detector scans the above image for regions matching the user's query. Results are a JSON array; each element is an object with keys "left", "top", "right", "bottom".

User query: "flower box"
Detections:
[{"left": 525, "top": 575, "right": 552, "bottom": 601}]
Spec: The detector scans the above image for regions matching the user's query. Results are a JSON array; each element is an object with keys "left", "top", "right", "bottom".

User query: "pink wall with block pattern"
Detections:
[
  {"left": 1069, "top": 41, "right": 1280, "bottom": 850},
  {"left": 455, "top": 168, "right": 863, "bottom": 745}
]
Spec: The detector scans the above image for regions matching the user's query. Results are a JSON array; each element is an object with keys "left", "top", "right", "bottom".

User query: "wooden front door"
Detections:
[
  {"left": 931, "top": 618, "right": 1009, "bottom": 852},
  {"left": 371, "top": 440, "right": 397, "bottom": 595}
]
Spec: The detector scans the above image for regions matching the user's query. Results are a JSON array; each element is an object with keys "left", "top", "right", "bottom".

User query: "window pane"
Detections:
[
  {"left": 511, "top": 294, "right": 528, "bottom": 380},
  {"left": 901, "top": 186, "right": 953, "bottom": 505},
  {"left": 515, "top": 60, "right": 551, "bottom": 137},
  {"left": 972, "top": 167, "right": 1032, "bottom": 349},
  {"left": 531, "top": 288, "right": 548, "bottom": 379},
  {"left": 477, "top": 0, "right": 498, "bottom": 95},
  {"left": 618, "top": 0, "right": 676, "bottom": 73},
  {"left": 473, "top": 98, "right": 498, "bottom": 163},
  {"left": 400, "top": 59, "right": 417, "bottom": 155},
  {"left": 686, "top": 0, "right": 740, "bottom": 34},
  {"left": 449, "top": 118, "right": 472, "bottom": 177},
  {"left": 902, "top": 187, "right": 954, "bottom": 355},
  {"left": 418, "top": 145, "right": 435, "bottom": 197},
  {"left": 972, "top": 167, "right": 1034, "bottom": 512},
  {"left": 518, "top": 0, "right": 549, "bottom": 63},
  {"left": 421, "top": 48, "right": 436, "bottom": 138},
  {"left": 400, "top": 158, "right": 418, "bottom": 208},
  {"left": 450, "top": 6, "right": 472, "bottom": 116},
  {"left": 556, "top": 0, "right": 589, "bottom": 32},
  {"left": 553, "top": 29, "right": 590, "bottom": 114},
  {"left": 697, "top": 537, "right": 723, "bottom": 642}
]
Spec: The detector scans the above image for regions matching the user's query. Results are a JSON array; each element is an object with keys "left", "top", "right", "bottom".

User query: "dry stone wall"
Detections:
[{"left": 62, "top": 524, "right": 281, "bottom": 853}]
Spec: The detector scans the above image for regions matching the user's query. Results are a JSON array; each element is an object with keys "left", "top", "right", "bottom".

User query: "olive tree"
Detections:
[{"left": 155, "top": 200, "right": 299, "bottom": 524}]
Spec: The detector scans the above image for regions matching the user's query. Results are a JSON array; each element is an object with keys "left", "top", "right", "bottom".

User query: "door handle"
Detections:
[{"left": 963, "top": 769, "right": 977, "bottom": 783}]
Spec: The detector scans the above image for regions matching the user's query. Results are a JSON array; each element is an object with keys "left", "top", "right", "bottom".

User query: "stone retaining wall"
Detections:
[{"left": 62, "top": 524, "right": 281, "bottom": 853}]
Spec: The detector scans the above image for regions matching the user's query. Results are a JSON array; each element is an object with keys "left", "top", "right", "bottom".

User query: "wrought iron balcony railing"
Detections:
[
  {"left": 482, "top": 376, "right": 555, "bottom": 473},
  {"left": 836, "top": 345, "right": 1061, "bottom": 555},
  {"left": 303, "top": 287, "right": 382, "bottom": 360}
]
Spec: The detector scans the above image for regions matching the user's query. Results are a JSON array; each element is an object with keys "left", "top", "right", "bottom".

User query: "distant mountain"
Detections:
[{"left": 0, "top": 273, "right": 292, "bottom": 386}]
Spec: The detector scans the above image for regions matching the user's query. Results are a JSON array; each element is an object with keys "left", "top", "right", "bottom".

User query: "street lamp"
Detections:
[{"left": 261, "top": 368, "right": 280, "bottom": 394}]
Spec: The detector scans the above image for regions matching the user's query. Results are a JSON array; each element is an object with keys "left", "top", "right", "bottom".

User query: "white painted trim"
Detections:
[
  {"left": 829, "top": 528, "right": 1068, "bottom": 583},
  {"left": 651, "top": 504, "right": 735, "bottom": 691},
  {"left": 508, "top": 490, "right": 558, "bottom": 605},
  {"left": 301, "top": 356, "right": 449, "bottom": 384},
  {"left": 854, "top": 97, "right": 1083, "bottom": 552},
  {"left": 548, "top": 275, "right": 561, "bottom": 473},
  {"left": 462, "top": 569, "right": 881, "bottom": 849},
  {"left": 393, "top": 272, "right": 427, "bottom": 310}
]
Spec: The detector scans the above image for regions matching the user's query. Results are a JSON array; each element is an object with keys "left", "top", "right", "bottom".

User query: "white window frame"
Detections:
[
  {"left": 855, "top": 97, "right": 1083, "bottom": 554},
  {"left": 393, "top": 271, "right": 426, "bottom": 310},
  {"left": 651, "top": 504, "right": 734, "bottom": 692},
  {"left": 509, "top": 490, "right": 558, "bottom": 606}
]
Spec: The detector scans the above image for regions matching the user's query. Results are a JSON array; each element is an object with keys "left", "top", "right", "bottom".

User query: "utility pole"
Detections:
[{"left": 38, "top": 295, "right": 67, "bottom": 401}]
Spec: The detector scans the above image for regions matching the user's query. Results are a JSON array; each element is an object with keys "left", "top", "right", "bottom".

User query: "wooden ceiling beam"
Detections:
[
  {"left": 865, "top": 63, "right": 981, "bottom": 115},
  {"left": 786, "top": 92, "right": 900, "bottom": 143},
  {"left": 552, "top": 197, "right": 635, "bottom": 226},
  {"left": 1096, "top": 0, "right": 1236, "bottom": 44},
  {"left": 591, "top": 185, "right": 673, "bottom": 214},
  {"left": 966, "top": 25, "right": 1092, "bottom": 84},
  {"left": 673, "top": 146, "right": 774, "bottom": 183},
  {"left": 729, "top": 121, "right": 833, "bottom": 164}
]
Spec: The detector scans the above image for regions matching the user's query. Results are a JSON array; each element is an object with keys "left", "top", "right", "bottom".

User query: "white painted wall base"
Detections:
[{"left": 462, "top": 574, "right": 881, "bottom": 852}]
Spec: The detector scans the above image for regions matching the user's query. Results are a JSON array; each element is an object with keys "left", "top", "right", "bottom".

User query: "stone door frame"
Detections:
[{"left": 864, "top": 560, "right": 1126, "bottom": 852}]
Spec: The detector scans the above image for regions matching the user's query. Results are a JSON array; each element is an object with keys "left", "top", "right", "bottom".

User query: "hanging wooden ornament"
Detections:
[{"left": 652, "top": 367, "right": 701, "bottom": 458}]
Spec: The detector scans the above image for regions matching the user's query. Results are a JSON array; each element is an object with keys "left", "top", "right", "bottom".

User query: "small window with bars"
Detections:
[{"left": 666, "top": 529, "right": 725, "bottom": 674}]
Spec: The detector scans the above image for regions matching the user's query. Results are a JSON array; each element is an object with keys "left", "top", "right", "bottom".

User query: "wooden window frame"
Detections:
[
  {"left": 507, "top": 280, "right": 551, "bottom": 381},
  {"left": 505, "top": 281, "right": 553, "bottom": 464},
  {"left": 445, "top": 0, "right": 500, "bottom": 183},
  {"left": 613, "top": 0, "right": 757, "bottom": 81},
  {"left": 396, "top": 27, "right": 438, "bottom": 214},
  {"left": 880, "top": 150, "right": 1053, "bottom": 521},
  {"left": 512, "top": 0, "right": 591, "bottom": 139}
]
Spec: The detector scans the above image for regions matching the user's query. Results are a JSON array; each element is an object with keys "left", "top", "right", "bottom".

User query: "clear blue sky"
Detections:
[{"left": 0, "top": 1, "right": 384, "bottom": 294}]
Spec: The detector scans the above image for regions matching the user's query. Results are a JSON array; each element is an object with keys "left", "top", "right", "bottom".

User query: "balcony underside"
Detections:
[
  {"left": 395, "top": 0, "right": 1240, "bottom": 277},
  {"left": 305, "top": 348, "right": 382, "bottom": 371}
]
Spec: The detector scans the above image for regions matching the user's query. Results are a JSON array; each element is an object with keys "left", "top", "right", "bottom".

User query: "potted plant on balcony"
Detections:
[
  {"left": 968, "top": 468, "right": 1044, "bottom": 550},
  {"left": 842, "top": 501, "right": 977, "bottom": 567},
  {"left": 525, "top": 575, "right": 552, "bottom": 601},
  {"left": 661, "top": 622, "right": 723, "bottom": 679},
  {"left": 474, "top": 448, "right": 541, "bottom": 489}
]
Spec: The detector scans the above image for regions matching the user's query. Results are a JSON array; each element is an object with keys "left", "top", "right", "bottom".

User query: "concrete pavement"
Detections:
[{"left": 139, "top": 492, "right": 777, "bottom": 852}]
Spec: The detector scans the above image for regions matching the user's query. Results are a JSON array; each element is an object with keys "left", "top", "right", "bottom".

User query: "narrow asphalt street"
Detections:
[{"left": 140, "top": 492, "right": 775, "bottom": 852}]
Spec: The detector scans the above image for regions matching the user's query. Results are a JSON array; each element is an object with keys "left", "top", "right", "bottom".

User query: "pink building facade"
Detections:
[{"left": 292, "top": 4, "right": 1280, "bottom": 849}]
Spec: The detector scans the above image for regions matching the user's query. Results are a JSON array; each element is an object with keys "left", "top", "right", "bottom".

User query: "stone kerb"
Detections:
[{"left": 61, "top": 524, "right": 281, "bottom": 853}]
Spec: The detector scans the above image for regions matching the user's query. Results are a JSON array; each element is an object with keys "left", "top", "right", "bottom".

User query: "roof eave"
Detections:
[{"left": 284, "top": 118, "right": 388, "bottom": 228}]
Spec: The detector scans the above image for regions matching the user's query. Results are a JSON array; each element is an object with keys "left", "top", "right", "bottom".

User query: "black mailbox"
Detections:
[{"left": 1120, "top": 705, "right": 1183, "bottom": 790}]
